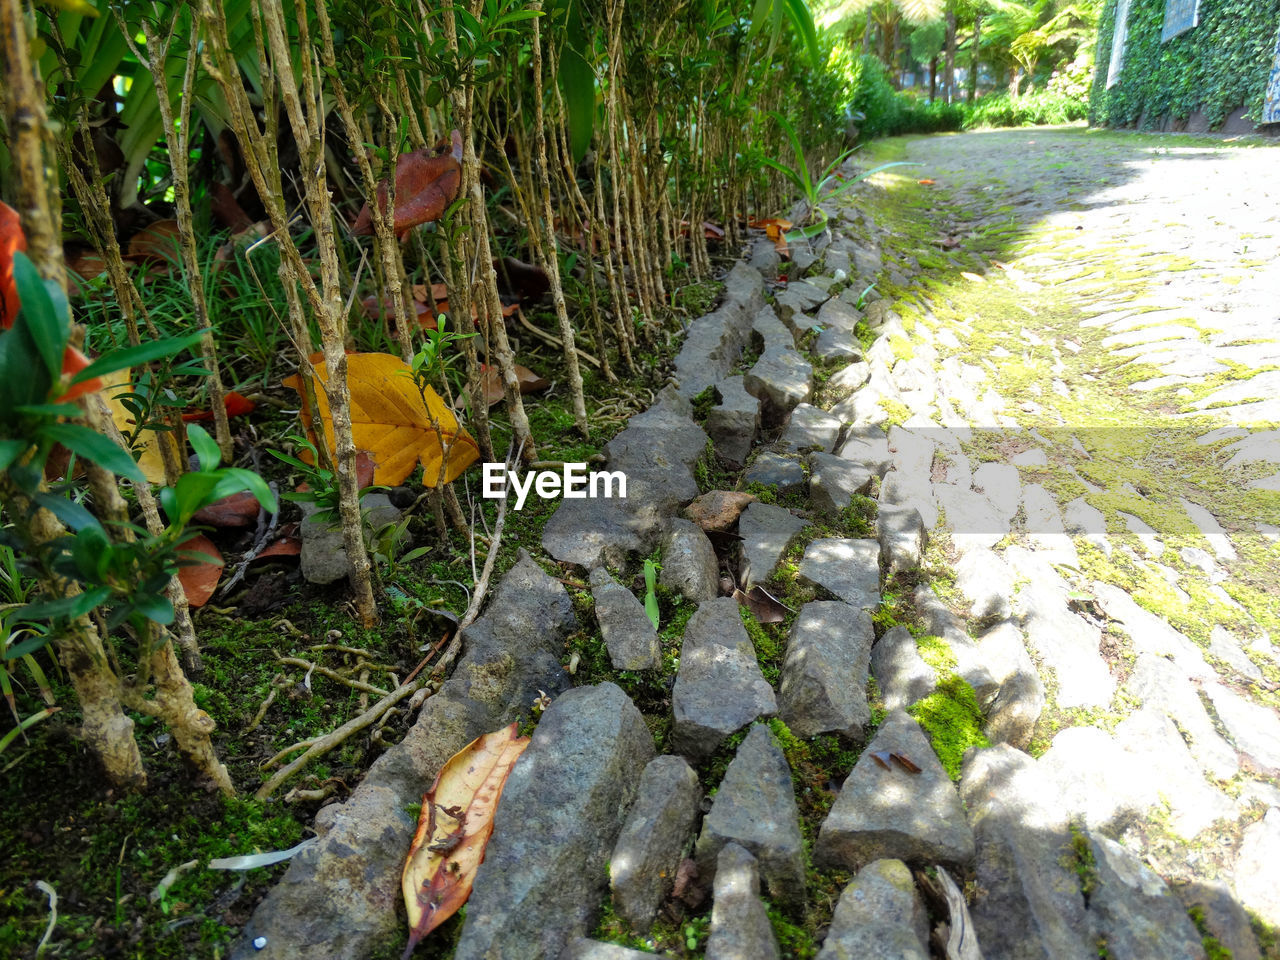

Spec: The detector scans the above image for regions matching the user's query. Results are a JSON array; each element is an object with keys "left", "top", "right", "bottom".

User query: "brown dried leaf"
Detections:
[
  {"left": 683, "top": 491, "right": 757, "bottom": 533},
  {"left": 401, "top": 724, "right": 530, "bottom": 954},
  {"left": 891, "top": 752, "right": 922, "bottom": 774},
  {"left": 192, "top": 491, "right": 261, "bottom": 528},
  {"left": 352, "top": 148, "right": 461, "bottom": 237},
  {"left": 871, "top": 751, "right": 893, "bottom": 771},
  {"left": 177, "top": 534, "right": 225, "bottom": 607}
]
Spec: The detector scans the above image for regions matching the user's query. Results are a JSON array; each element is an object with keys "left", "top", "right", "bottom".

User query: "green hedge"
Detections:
[
  {"left": 963, "top": 90, "right": 1090, "bottom": 128},
  {"left": 851, "top": 55, "right": 966, "bottom": 138},
  {"left": 1091, "top": 0, "right": 1280, "bottom": 128}
]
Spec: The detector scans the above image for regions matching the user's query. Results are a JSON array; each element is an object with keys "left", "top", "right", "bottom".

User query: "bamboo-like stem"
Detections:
[{"left": 530, "top": 2, "right": 588, "bottom": 435}]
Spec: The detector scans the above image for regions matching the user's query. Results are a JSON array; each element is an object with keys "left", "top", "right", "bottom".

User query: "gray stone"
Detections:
[
  {"left": 739, "top": 501, "right": 808, "bottom": 587},
  {"left": 824, "top": 247, "right": 851, "bottom": 277},
  {"left": 561, "top": 939, "right": 671, "bottom": 960},
  {"left": 724, "top": 260, "right": 766, "bottom": 314},
  {"left": 673, "top": 300, "right": 753, "bottom": 399},
  {"left": 543, "top": 401, "right": 707, "bottom": 569},
  {"left": 791, "top": 244, "right": 819, "bottom": 272},
  {"left": 300, "top": 494, "right": 401, "bottom": 585},
  {"left": 671, "top": 599, "right": 778, "bottom": 757},
  {"left": 1086, "top": 833, "right": 1208, "bottom": 960},
  {"left": 817, "top": 859, "right": 930, "bottom": 960},
  {"left": 1093, "top": 582, "right": 1212, "bottom": 680},
  {"left": 1203, "top": 683, "right": 1280, "bottom": 776},
  {"left": 828, "top": 360, "right": 870, "bottom": 395},
  {"left": 816, "top": 710, "right": 975, "bottom": 871},
  {"left": 960, "top": 745, "right": 1096, "bottom": 960},
  {"left": 777, "top": 403, "right": 841, "bottom": 454},
  {"left": 1209, "top": 625, "right": 1264, "bottom": 681},
  {"left": 1124, "top": 654, "right": 1237, "bottom": 779},
  {"left": 977, "top": 620, "right": 1044, "bottom": 749},
  {"left": 659, "top": 519, "right": 721, "bottom": 603},
  {"left": 695, "top": 725, "right": 806, "bottom": 906},
  {"left": 705, "top": 376, "right": 759, "bottom": 467},
  {"left": 749, "top": 237, "right": 782, "bottom": 277},
  {"left": 752, "top": 305, "right": 795, "bottom": 353},
  {"left": 774, "top": 280, "right": 829, "bottom": 324},
  {"left": 1173, "top": 880, "right": 1262, "bottom": 960},
  {"left": 591, "top": 569, "right": 661, "bottom": 671},
  {"left": 1014, "top": 576, "right": 1114, "bottom": 709},
  {"left": 779, "top": 602, "right": 874, "bottom": 739},
  {"left": 610, "top": 755, "right": 703, "bottom": 932},
  {"left": 743, "top": 452, "right": 806, "bottom": 497},
  {"left": 876, "top": 504, "right": 926, "bottom": 575},
  {"left": 814, "top": 326, "right": 861, "bottom": 359},
  {"left": 953, "top": 545, "right": 1014, "bottom": 621},
  {"left": 744, "top": 348, "right": 813, "bottom": 419},
  {"left": 703, "top": 844, "right": 780, "bottom": 960},
  {"left": 455, "top": 683, "right": 656, "bottom": 960},
  {"left": 799, "top": 538, "right": 880, "bottom": 610},
  {"left": 817, "top": 296, "right": 863, "bottom": 333},
  {"left": 914, "top": 584, "right": 1000, "bottom": 707},
  {"left": 871, "top": 625, "right": 937, "bottom": 712},
  {"left": 837, "top": 425, "right": 892, "bottom": 476},
  {"left": 233, "top": 554, "right": 576, "bottom": 960},
  {"left": 809, "top": 453, "right": 872, "bottom": 514}
]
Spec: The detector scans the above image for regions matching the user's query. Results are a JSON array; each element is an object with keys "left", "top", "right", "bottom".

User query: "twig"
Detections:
[
  {"left": 275, "top": 656, "right": 390, "bottom": 697},
  {"left": 34, "top": 881, "right": 57, "bottom": 959},
  {"left": 513, "top": 306, "right": 602, "bottom": 368},
  {"left": 218, "top": 482, "right": 280, "bottom": 597},
  {"left": 254, "top": 677, "right": 425, "bottom": 800}
]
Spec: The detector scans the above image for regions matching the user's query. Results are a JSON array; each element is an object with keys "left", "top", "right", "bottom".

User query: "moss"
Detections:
[
  {"left": 742, "top": 607, "right": 784, "bottom": 684},
  {"left": 690, "top": 385, "right": 717, "bottom": 423},
  {"left": 916, "top": 634, "right": 958, "bottom": 673},
  {"left": 1067, "top": 823, "right": 1098, "bottom": 903},
  {"left": 907, "top": 675, "right": 989, "bottom": 780},
  {"left": 878, "top": 396, "right": 912, "bottom": 425},
  {"left": 1187, "top": 905, "right": 1235, "bottom": 960}
]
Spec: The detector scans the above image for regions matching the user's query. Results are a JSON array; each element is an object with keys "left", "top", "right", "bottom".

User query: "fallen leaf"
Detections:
[
  {"left": 402, "top": 723, "right": 530, "bottom": 953},
  {"left": 871, "top": 751, "right": 893, "bottom": 770},
  {"left": 126, "top": 220, "right": 182, "bottom": 262},
  {"left": 891, "top": 752, "right": 922, "bottom": 774},
  {"left": 960, "top": 271, "right": 985, "bottom": 283},
  {"left": 104, "top": 370, "right": 168, "bottom": 484},
  {"left": 177, "top": 534, "right": 224, "bottom": 607},
  {"left": 283, "top": 353, "right": 478, "bottom": 487},
  {"left": 182, "top": 390, "right": 256, "bottom": 423},
  {"left": 494, "top": 257, "right": 550, "bottom": 302},
  {"left": 254, "top": 526, "right": 302, "bottom": 560},
  {"left": 361, "top": 293, "right": 439, "bottom": 331},
  {"left": 192, "top": 490, "right": 261, "bottom": 528},
  {"left": 478, "top": 363, "right": 550, "bottom": 407},
  {"left": 352, "top": 148, "right": 461, "bottom": 237},
  {"left": 209, "top": 182, "right": 254, "bottom": 234},
  {"left": 917, "top": 178, "right": 937, "bottom": 185}
]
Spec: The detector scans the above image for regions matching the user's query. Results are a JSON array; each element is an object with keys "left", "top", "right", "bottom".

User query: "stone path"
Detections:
[{"left": 234, "top": 128, "right": 1280, "bottom": 960}]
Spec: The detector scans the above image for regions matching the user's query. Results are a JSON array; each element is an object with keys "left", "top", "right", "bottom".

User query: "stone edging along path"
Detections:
[{"left": 235, "top": 137, "right": 1280, "bottom": 960}]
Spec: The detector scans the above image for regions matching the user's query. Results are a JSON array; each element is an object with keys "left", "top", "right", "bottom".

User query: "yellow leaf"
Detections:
[
  {"left": 402, "top": 723, "right": 530, "bottom": 952},
  {"left": 39, "top": 0, "right": 99, "bottom": 17},
  {"left": 104, "top": 370, "right": 167, "bottom": 485},
  {"left": 285, "top": 353, "right": 479, "bottom": 488}
]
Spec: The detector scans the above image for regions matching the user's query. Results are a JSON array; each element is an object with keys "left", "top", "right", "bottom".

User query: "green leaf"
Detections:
[
  {"left": 39, "top": 0, "right": 100, "bottom": 16},
  {"left": 186, "top": 424, "right": 221, "bottom": 471},
  {"left": 2, "top": 632, "right": 54, "bottom": 661},
  {"left": 211, "top": 468, "right": 278, "bottom": 514},
  {"left": 10, "top": 253, "right": 67, "bottom": 383},
  {"left": 0, "top": 439, "right": 29, "bottom": 472},
  {"left": 781, "top": 0, "right": 821, "bottom": 70},
  {"left": 131, "top": 592, "right": 175, "bottom": 626},
  {"left": 559, "top": 46, "right": 595, "bottom": 163},
  {"left": 34, "top": 492, "right": 102, "bottom": 533},
  {"left": 71, "top": 331, "right": 204, "bottom": 385},
  {"left": 38, "top": 423, "right": 145, "bottom": 483},
  {"left": 20, "top": 585, "right": 112, "bottom": 622}
]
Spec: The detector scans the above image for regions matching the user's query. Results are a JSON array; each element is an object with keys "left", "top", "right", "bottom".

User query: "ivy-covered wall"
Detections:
[{"left": 1090, "top": 0, "right": 1280, "bottom": 128}]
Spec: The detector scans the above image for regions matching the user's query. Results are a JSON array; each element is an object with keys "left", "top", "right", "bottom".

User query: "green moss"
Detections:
[
  {"left": 1187, "top": 905, "right": 1235, "bottom": 960},
  {"left": 916, "top": 634, "right": 958, "bottom": 673},
  {"left": 1068, "top": 823, "right": 1098, "bottom": 901},
  {"left": 690, "top": 385, "right": 717, "bottom": 423},
  {"left": 743, "top": 608, "right": 784, "bottom": 684},
  {"left": 907, "top": 675, "right": 989, "bottom": 779}
]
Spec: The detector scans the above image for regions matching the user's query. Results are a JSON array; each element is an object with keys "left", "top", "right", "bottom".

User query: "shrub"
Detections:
[
  {"left": 849, "top": 55, "right": 965, "bottom": 139},
  {"left": 962, "top": 89, "right": 1089, "bottom": 129}
]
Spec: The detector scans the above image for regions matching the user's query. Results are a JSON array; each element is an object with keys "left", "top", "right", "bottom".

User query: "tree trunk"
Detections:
[
  {"left": 969, "top": 12, "right": 982, "bottom": 103},
  {"left": 944, "top": 8, "right": 957, "bottom": 104},
  {"left": 930, "top": 55, "right": 939, "bottom": 101}
]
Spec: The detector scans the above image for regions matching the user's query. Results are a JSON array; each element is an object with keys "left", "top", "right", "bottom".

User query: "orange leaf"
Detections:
[
  {"left": 1, "top": 200, "right": 28, "bottom": 329},
  {"left": 182, "top": 390, "right": 256, "bottom": 423},
  {"left": 282, "top": 352, "right": 479, "bottom": 487},
  {"left": 402, "top": 723, "right": 530, "bottom": 953},
  {"left": 60, "top": 345, "right": 103, "bottom": 401},
  {"left": 917, "top": 178, "right": 937, "bottom": 185},
  {"left": 254, "top": 527, "right": 302, "bottom": 560},
  {"left": 353, "top": 150, "right": 461, "bottom": 236},
  {"left": 177, "top": 534, "right": 225, "bottom": 607}
]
